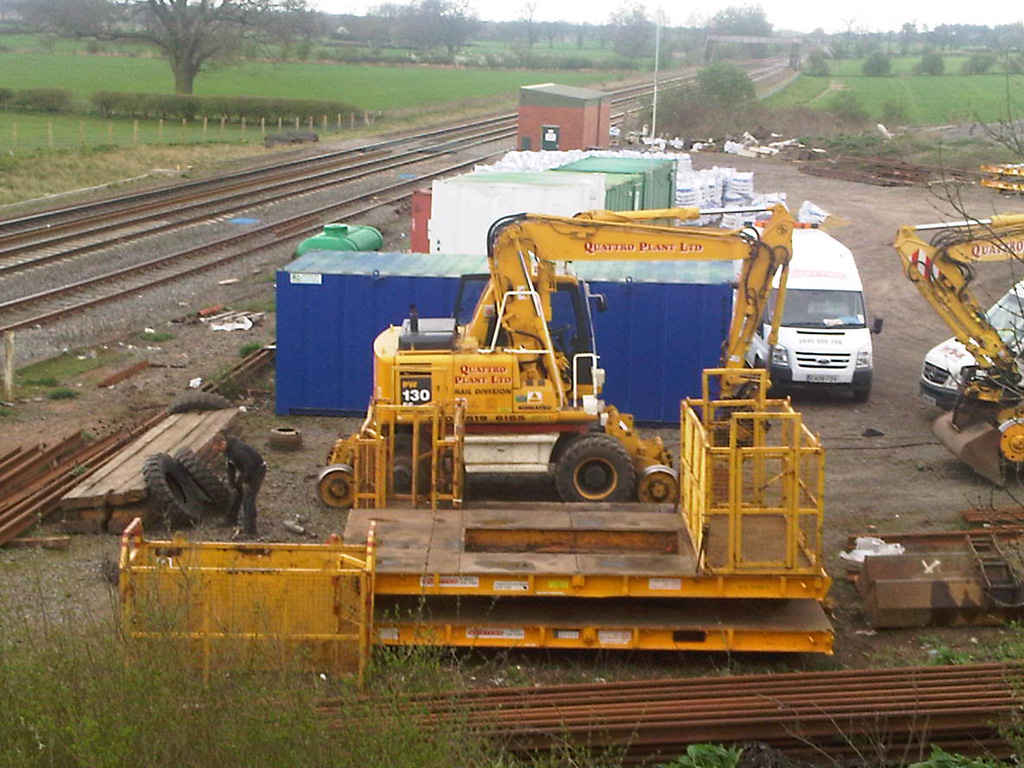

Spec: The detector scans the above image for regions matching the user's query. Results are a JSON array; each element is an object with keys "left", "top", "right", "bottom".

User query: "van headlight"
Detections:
[
  {"left": 856, "top": 346, "right": 872, "bottom": 369},
  {"left": 771, "top": 344, "right": 789, "bottom": 367}
]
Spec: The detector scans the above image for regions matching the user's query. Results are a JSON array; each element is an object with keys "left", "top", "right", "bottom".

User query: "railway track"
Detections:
[
  {"left": 0, "top": 59, "right": 790, "bottom": 342},
  {"left": 341, "top": 663, "right": 1021, "bottom": 763}
]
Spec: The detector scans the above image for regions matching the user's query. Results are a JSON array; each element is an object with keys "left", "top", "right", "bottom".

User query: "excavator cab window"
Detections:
[
  {"left": 455, "top": 273, "right": 507, "bottom": 347},
  {"left": 551, "top": 280, "right": 596, "bottom": 385},
  {"left": 454, "top": 274, "right": 488, "bottom": 325}
]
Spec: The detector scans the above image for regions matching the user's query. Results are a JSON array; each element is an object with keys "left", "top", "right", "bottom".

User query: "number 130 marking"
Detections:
[{"left": 400, "top": 376, "right": 432, "bottom": 405}]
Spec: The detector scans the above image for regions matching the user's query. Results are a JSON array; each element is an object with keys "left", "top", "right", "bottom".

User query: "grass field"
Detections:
[
  {"left": 0, "top": 51, "right": 622, "bottom": 109},
  {"left": 0, "top": 46, "right": 627, "bottom": 152},
  {"left": 766, "top": 70, "right": 1024, "bottom": 125},
  {"left": 827, "top": 55, "right": 972, "bottom": 77}
]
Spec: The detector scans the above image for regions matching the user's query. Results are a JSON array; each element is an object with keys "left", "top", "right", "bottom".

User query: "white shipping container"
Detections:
[{"left": 429, "top": 172, "right": 607, "bottom": 255}]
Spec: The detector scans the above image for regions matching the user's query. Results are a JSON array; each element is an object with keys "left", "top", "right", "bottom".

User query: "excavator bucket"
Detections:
[{"left": 932, "top": 410, "right": 1004, "bottom": 485}]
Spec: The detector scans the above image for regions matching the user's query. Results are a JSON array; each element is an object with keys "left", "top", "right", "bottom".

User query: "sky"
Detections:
[{"left": 316, "top": 0, "right": 1023, "bottom": 36}]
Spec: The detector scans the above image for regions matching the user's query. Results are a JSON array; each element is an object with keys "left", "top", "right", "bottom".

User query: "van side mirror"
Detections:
[{"left": 872, "top": 317, "right": 884, "bottom": 334}]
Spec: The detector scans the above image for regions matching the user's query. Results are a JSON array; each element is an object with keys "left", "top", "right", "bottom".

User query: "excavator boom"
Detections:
[{"left": 895, "top": 215, "right": 1024, "bottom": 482}]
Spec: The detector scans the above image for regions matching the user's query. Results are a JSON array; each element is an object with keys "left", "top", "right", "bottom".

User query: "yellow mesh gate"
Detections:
[
  {"left": 680, "top": 369, "right": 825, "bottom": 577},
  {"left": 353, "top": 400, "right": 466, "bottom": 510},
  {"left": 118, "top": 519, "right": 375, "bottom": 685}
]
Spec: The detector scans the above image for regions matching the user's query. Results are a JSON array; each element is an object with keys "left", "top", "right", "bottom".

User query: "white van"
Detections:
[
  {"left": 746, "top": 228, "right": 881, "bottom": 401},
  {"left": 919, "top": 279, "right": 1024, "bottom": 409}
]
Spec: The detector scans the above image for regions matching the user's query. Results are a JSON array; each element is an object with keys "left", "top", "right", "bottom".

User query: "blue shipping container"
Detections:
[{"left": 276, "top": 251, "right": 733, "bottom": 423}]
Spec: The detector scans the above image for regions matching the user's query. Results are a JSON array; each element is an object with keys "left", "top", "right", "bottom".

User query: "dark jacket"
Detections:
[{"left": 225, "top": 437, "right": 265, "bottom": 481}]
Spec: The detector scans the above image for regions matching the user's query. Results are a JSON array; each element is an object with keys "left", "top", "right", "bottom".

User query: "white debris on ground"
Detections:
[
  {"left": 798, "top": 200, "right": 831, "bottom": 226},
  {"left": 839, "top": 536, "right": 906, "bottom": 563},
  {"left": 201, "top": 310, "right": 266, "bottom": 332}
]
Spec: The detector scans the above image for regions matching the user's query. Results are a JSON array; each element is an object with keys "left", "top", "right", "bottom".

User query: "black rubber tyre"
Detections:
[
  {"left": 142, "top": 453, "right": 205, "bottom": 528},
  {"left": 166, "top": 391, "right": 233, "bottom": 414},
  {"left": 554, "top": 434, "right": 635, "bottom": 503},
  {"left": 173, "top": 447, "right": 231, "bottom": 512},
  {"left": 852, "top": 384, "right": 871, "bottom": 403},
  {"left": 392, "top": 433, "right": 431, "bottom": 496},
  {"left": 392, "top": 434, "right": 415, "bottom": 495}
]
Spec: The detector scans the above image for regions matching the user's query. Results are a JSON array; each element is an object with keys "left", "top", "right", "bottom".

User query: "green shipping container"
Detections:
[
  {"left": 552, "top": 157, "right": 677, "bottom": 210},
  {"left": 601, "top": 172, "right": 645, "bottom": 211}
]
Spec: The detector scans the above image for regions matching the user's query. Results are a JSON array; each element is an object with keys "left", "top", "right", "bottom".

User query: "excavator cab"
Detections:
[{"left": 455, "top": 271, "right": 601, "bottom": 393}]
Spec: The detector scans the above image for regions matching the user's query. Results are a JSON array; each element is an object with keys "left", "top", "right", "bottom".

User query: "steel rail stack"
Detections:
[{"left": 360, "top": 663, "right": 1022, "bottom": 763}]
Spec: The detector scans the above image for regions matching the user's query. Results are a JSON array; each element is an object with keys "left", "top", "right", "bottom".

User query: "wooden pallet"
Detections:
[{"left": 60, "top": 409, "right": 239, "bottom": 517}]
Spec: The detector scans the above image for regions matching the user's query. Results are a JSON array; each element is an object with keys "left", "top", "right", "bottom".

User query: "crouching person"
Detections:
[{"left": 210, "top": 432, "right": 266, "bottom": 538}]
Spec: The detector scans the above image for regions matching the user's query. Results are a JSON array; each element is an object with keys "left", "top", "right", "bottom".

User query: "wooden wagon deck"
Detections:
[
  {"left": 344, "top": 502, "right": 828, "bottom": 600},
  {"left": 344, "top": 502, "right": 832, "bottom": 653}
]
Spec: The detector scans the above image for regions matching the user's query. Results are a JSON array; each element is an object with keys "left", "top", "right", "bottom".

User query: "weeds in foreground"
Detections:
[
  {"left": 658, "top": 743, "right": 741, "bottom": 767},
  {"left": 0, "top": 602, "right": 496, "bottom": 768}
]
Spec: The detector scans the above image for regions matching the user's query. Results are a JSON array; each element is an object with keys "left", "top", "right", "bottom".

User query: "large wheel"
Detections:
[
  {"left": 166, "top": 391, "right": 233, "bottom": 414},
  {"left": 142, "top": 453, "right": 205, "bottom": 528},
  {"left": 173, "top": 447, "right": 230, "bottom": 512},
  {"left": 554, "top": 434, "right": 635, "bottom": 503}
]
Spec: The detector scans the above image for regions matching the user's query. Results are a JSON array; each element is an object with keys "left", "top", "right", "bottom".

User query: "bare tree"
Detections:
[
  {"left": 18, "top": 0, "right": 303, "bottom": 94},
  {"left": 419, "top": 0, "right": 477, "bottom": 55},
  {"left": 608, "top": 4, "right": 652, "bottom": 61},
  {"left": 518, "top": 1, "right": 536, "bottom": 48}
]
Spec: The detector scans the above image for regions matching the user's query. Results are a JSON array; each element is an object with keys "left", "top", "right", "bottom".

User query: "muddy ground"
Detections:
[{"left": 4, "top": 147, "right": 1024, "bottom": 682}]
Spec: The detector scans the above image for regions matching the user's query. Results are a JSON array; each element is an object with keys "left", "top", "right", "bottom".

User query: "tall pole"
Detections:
[{"left": 651, "top": 17, "right": 661, "bottom": 140}]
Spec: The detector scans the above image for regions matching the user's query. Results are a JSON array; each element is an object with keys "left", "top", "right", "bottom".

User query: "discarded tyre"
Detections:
[
  {"left": 173, "top": 447, "right": 231, "bottom": 512},
  {"left": 269, "top": 426, "right": 303, "bottom": 451},
  {"left": 166, "top": 391, "right": 233, "bottom": 414},
  {"left": 554, "top": 434, "right": 635, "bottom": 503},
  {"left": 142, "top": 452, "right": 205, "bottom": 528}
]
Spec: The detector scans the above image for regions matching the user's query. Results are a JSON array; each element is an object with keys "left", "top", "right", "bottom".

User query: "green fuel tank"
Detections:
[{"left": 295, "top": 223, "right": 384, "bottom": 257}]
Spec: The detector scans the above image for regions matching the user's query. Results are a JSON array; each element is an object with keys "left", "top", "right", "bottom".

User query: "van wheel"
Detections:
[
  {"left": 853, "top": 384, "right": 871, "bottom": 403},
  {"left": 554, "top": 434, "right": 635, "bottom": 503}
]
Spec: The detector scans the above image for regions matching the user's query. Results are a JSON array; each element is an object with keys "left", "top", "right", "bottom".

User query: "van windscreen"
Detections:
[{"left": 778, "top": 289, "right": 866, "bottom": 328}]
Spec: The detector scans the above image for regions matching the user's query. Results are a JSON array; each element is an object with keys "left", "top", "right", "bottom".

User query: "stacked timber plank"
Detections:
[
  {"left": 60, "top": 408, "right": 239, "bottom": 532},
  {"left": 0, "top": 419, "right": 163, "bottom": 546}
]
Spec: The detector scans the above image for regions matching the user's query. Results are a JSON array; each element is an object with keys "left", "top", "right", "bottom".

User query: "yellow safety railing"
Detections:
[
  {"left": 680, "top": 369, "right": 825, "bottom": 576},
  {"left": 118, "top": 518, "right": 376, "bottom": 686},
  {"left": 354, "top": 399, "right": 466, "bottom": 510}
]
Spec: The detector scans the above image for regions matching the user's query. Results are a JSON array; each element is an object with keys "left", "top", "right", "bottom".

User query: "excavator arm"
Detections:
[
  {"left": 477, "top": 204, "right": 796, "bottom": 400},
  {"left": 894, "top": 215, "right": 1024, "bottom": 397},
  {"left": 894, "top": 214, "right": 1024, "bottom": 482}
]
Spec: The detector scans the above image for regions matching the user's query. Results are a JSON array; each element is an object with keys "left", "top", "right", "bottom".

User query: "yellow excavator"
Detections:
[
  {"left": 895, "top": 213, "right": 1024, "bottom": 484},
  {"left": 319, "top": 204, "right": 796, "bottom": 508}
]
